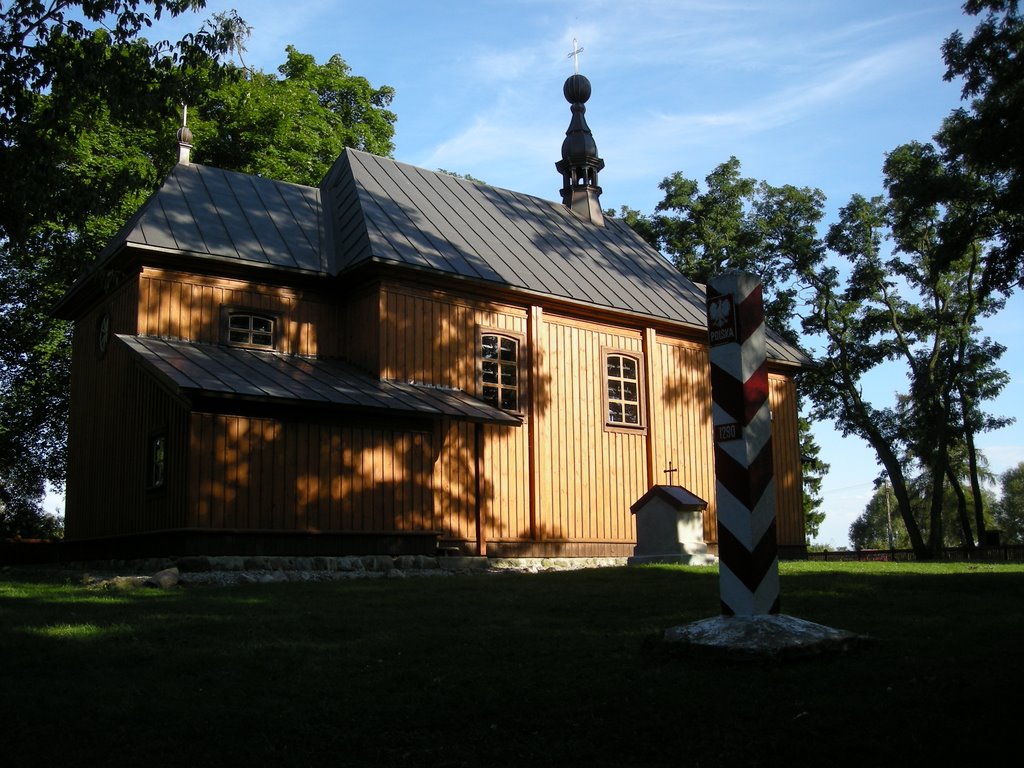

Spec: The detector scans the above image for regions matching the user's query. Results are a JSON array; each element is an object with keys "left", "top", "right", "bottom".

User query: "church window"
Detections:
[
  {"left": 480, "top": 332, "right": 521, "bottom": 412},
  {"left": 606, "top": 352, "right": 644, "bottom": 427}
]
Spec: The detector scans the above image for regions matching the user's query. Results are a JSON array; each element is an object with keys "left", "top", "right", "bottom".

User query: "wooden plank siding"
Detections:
[
  {"left": 65, "top": 267, "right": 806, "bottom": 556},
  {"left": 185, "top": 414, "right": 434, "bottom": 534},
  {"left": 372, "top": 282, "right": 530, "bottom": 547},
  {"left": 651, "top": 336, "right": 717, "bottom": 543},
  {"left": 65, "top": 276, "right": 189, "bottom": 539},
  {"left": 768, "top": 373, "right": 806, "bottom": 547},
  {"left": 534, "top": 314, "right": 646, "bottom": 547},
  {"left": 135, "top": 268, "right": 340, "bottom": 357}
]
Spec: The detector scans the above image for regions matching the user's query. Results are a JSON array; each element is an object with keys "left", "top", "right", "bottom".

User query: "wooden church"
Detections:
[{"left": 55, "top": 72, "right": 809, "bottom": 559}]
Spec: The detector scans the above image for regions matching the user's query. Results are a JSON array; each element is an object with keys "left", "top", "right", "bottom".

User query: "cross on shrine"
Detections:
[
  {"left": 664, "top": 460, "right": 678, "bottom": 482},
  {"left": 568, "top": 38, "right": 584, "bottom": 74}
]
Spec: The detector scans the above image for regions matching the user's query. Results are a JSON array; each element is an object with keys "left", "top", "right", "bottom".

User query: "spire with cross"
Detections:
[
  {"left": 556, "top": 37, "right": 604, "bottom": 225},
  {"left": 568, "top": 38, "right": 584, "bottom": 74}
]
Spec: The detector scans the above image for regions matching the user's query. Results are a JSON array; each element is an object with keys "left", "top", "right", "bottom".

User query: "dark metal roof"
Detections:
[
  {"left": 323, "top": 150, "right": 710, "bottom": 327},
  {"left": 103, "top": 163, "right": 325, "bottom": 272},
  {"left": 79, "top": 151, "right": 807, "bottom": 366},
  {"left": 118, "top": 335, "right": 521, "bottom": 425},
  {"left": 630, "top": 484, "right": 709, "bottom": 513}
]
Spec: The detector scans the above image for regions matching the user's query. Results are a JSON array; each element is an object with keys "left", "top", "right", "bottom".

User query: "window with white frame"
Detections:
[
  {"left": 480, "top": 332, "right": 520, "bottom": 412},
  {"left": 606, "top": 353, "right": 643, "bottom": 426},
  {"left": 226, "top": 312, "right": 275, "bottom": 349}
]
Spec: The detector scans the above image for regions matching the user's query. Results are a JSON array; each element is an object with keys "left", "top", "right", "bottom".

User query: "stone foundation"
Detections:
[{"left": 17, "top": 555, "right": 632, "bottom": 587}]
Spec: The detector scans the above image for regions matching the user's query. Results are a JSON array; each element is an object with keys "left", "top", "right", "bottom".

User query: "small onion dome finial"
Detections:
[
  {"left": 176, "top": 104, "right": 193, "bottom": 164},
  {"left": 559, "top": 73, "right": 601, "bottom": 166}
]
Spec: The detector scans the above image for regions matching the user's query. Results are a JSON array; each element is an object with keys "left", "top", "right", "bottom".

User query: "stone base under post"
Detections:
[
  {"left": 627, "top": 545, "right": 717, "bottom": 567},
  {"left": 660, "top": 614, "right": 871, "bottom": 661}
]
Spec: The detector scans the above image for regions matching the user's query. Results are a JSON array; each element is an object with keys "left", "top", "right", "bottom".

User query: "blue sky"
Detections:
[{"left": 142, "top": 0, "right": 1022, "bottom": 547}]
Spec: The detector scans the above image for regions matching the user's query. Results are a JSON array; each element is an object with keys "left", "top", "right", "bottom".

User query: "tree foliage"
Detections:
[
  {"left": 799, "top": 416, "right": 829, "bottom": 540},
  {"left": 939, "top": 0, "right": 1024, "bottom": 290},
  {"left": 849, "top": 482, "right": 911, "bottom": 551},
  {"left": 796, "top": 140, "right": 1012, "bottom": 557},
  {"left": 0, "top": 6, "right": 396, "bottom": 537},
  {"left": 849, "top": 474, "right": 996, "bottom": 551},
  {"left": 191, "top": 46, "right": 395, "bottom": 185},
  {"left": 993, "top": 462, "right": 1024, "bottom": 543},
  {"left": 618, "top": 157, "right": 824, "bottom": 343},
  {"left": 0, "top": 2, "right": 253, "bottom": 134}
]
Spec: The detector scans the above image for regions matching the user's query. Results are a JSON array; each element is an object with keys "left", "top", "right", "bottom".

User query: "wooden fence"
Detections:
[{"left": 808, "top": 545, "right": 1024, "bottom": 563}]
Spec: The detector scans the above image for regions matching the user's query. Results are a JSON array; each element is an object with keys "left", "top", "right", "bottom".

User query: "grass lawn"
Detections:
[{"left": 2, "top": 561, "right": 1022, "bottom": 767}]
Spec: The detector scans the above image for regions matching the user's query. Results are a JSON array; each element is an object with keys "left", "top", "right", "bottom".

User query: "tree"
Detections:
[
  {"left": 190, "top": 46, "right": 395, "bottom": 185},
  {"left": 850, "top": 482, "right": 911, "bottom": 551},
  {"left": 619, "top": 158, "right": 824, "bottom": 342},
  {"left": 438, "top": 169, "right": 486, "bottom": 184},
  {"left": 849, "top": 471, "right": 996, "bottom": 550},
  {"left": 880, "top": 139, "right": 1011, "bottom": 551},
  {"left": 0, "top": 16, "right": 397, "bottom": 537},
  {"left": 0, "top": 3, "right": 252, "bottom": 132},
  {"left": 939, "top": 0, "right": 1024, "bottom": 290},
  {"left": 993, "top": 462, "right": 1024, "bottom": 543},
  {"left": 799, "top": 416, "right": 829, "bottom": 540},
  {"left": 798, "top": 156, "right": 1012, "bottom": 559},
  {"left": 796, "top": 193, "right": 930, "bottom": 556}
]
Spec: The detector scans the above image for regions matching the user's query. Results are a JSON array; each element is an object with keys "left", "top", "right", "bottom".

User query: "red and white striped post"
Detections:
[{"left": 706, "top": 272, "right": 779, "bottom": 616}]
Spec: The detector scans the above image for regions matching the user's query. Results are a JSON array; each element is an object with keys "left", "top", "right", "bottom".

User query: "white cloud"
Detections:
[
  {"left": 413, "top": 105, "right": 557, "bottom": 195},
  {"left": 980, "top": 446, "right": 1024, "bottom": 477}
]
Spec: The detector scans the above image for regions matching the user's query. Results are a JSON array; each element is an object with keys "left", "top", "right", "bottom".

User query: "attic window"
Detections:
[
  {"left": 225, "top": 312, "right": 276, "bottom": 349},
  {"left": 479, "top": 331, "right": 522, "bottom": 412}
]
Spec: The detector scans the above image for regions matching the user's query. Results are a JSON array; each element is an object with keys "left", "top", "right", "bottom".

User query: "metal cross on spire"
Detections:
[{"left": 568, "top": 38, "right": 584, "bottom": 74}]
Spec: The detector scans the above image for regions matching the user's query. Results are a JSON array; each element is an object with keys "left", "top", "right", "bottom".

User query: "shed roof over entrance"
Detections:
[{"left": 118, "top": 335, "right": 521, "bottom": 425}]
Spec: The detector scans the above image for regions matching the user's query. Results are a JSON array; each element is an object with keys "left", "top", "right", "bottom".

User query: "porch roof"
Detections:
[{"left": 117, "top": 335, "right": 521, "bottom": 426}]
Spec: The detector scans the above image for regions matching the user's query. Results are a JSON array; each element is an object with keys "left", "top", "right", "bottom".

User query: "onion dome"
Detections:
[{"left": 555, "top": 73, "right": 605, "bottom": 225}]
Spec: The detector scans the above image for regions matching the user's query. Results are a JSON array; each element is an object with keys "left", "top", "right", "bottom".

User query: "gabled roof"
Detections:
[
  {"left": 322, "top": 150, "right": 710, "bottom": 327},
  {"left": 63, "top": 149, "right": 808, "bottom": 366},
  {"left": 79, "top": 150, "right": 712, "bottom": 326},
  {"left": 630, "top": 484, "right": 709, "bottom": 513},
  {"left": 96, "top": 163, "right": 326, "bottom": 272},
  {"left": 119, "top": 335, "right": 520, "bottom": 425}
]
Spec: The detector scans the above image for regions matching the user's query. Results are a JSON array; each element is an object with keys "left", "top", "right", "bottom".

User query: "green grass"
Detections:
[{"left": 3, "top": 562, "right": 1023, "bottom": 767}]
